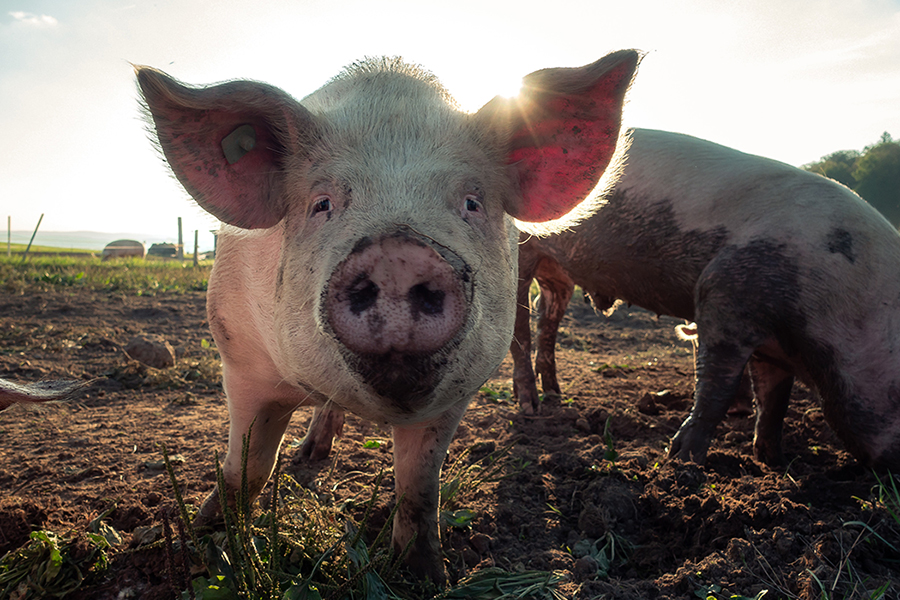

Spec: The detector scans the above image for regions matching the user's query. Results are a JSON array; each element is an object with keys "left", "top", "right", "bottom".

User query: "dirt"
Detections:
[{"left": 1, "top": 288, "right": 898, "bottom": 599}]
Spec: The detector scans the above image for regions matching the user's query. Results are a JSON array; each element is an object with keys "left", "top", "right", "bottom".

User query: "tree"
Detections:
[
  {"left": 802, "top": 132, "right": 900, "bottom": 227},
  {"left": 853, "top": 140, "right": 900, "bottom": 226},
  {"left": 802, "top": 150, "right": 860, "bottom": 188}
]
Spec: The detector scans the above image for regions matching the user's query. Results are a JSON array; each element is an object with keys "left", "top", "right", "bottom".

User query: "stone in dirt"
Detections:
[{"left": 124, "top": 336, "right": 176, "bottom": 369}]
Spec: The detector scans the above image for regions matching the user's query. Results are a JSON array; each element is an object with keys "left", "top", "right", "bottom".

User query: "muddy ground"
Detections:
[{"left": 1, "top": 288, "right": 898, "bottom": 599}]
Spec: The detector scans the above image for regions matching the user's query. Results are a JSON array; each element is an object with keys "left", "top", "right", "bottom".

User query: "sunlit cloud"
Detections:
[{"left": 9, "top": 11, "right": 58, "bottom": 27}]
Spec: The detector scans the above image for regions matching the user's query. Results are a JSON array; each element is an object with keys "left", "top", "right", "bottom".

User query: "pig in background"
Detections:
[
  {"left": 512, "top": 127, "right": 900, "bottom": 473},
  {"left": 137, "top": 50, "right": 640, "bottom": 585}
]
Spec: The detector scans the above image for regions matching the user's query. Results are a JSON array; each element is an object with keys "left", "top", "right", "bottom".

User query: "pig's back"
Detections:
[{"left": 525, "top": 128, "right": 900, "bottom": 321}]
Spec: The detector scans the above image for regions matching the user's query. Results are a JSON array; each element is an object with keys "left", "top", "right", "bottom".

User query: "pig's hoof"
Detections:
[
  {"left": 297, "top": 408, "right": 343, "bottom": 461},
  {"left": 667, "top": 431, "right": 710, "bottom": 465},
  {"left": 193, "top": 490, "right": 224, "bottom": 528},
  {"left": 752, "top": 439, "right": 785, "bottom": 467},
  {"left": 726, "top": 398, "right": 754, "bottom": 417},
  {"left": 519, "top": 395, "right": 538, "bottom": 416},
  {"left": 297, "top": 434, "right": 334, "bottom": 461}
]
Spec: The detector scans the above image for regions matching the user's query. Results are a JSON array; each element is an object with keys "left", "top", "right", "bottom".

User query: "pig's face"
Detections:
[
  {"left": 271, "top": 70, "right": 520, "bottom": 422},
  {"left": 137, "top": 53, "right": 638, "bottom": 424}
]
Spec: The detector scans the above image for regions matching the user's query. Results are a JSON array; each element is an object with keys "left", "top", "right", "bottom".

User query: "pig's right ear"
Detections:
[
  {"left": 474, "top": 50, "right": 639, "bottom": 224},
  {"left": 136, "top": 67, "right": 320, "bottom": 229}
]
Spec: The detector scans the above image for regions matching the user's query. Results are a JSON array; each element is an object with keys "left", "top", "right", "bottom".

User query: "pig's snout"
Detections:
[
  {"left": 326, "top": 235, "right": 469, "bottom": 357},
  {"left": 325, "top": 233, "right": 470, "bottom": 409}
]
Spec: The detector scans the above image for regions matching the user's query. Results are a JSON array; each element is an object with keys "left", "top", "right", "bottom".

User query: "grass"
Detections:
[
  {"left": 478, "top": 384, "right": 513, "bottom": 404},
  {"left": 4, "top": 242, "right": 96, "bottom": 255},
  {"left": 0, "top": 434, "right": 558, "bottom": 600},
  {"left": 0, "top": 254, "right": 211, "bottom": 294},
  {"left": 158, "top": 434, "right": 559, "bottom": 600}
]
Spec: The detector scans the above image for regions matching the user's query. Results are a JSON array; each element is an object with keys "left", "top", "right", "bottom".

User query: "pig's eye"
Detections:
[
  {"left": 312, "top": 196, "right": 332, "bottom": 214},
  {"left": 464, "top": 195, "right": 483, "bottom": 213}
]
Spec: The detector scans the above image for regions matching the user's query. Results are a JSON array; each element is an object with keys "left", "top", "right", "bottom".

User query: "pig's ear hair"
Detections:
[
  {"left": 475, "top": 50, "right": 640, "bottom": 230},
  {"left": 136, "top": 67, "right": 321, "bottom": 229}
]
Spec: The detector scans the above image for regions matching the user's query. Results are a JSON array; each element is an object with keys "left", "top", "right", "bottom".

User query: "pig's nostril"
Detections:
[
  {"left": 348, "top": 277, "right": 379, "bottom": 315},
  {"left": 409, "top": 283, "right": 445, "bottom": 317}
]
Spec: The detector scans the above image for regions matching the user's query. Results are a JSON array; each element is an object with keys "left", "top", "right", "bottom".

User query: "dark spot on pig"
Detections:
[
  {"left": 826, "top": 228, "right": 855, "bottom": 263},
  {"left": 364, "top": 312, "right": 385, "bottom": 334},
  {"left": 350, "top": 236, "right": 374, "bottom": 255},
  {"left": 275, "top": 263, "right": 284, "bottom": 291},
  {"left": 554, "top": 194, "right": 728, "bottom": 319},
  {"left": 698, "top": 239, "right": 808, "bottom": 354}
]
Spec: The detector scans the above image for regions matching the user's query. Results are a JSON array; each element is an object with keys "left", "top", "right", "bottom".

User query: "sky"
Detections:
[{"left": 1, "top": 0, "right": 899, "bottom": 251}]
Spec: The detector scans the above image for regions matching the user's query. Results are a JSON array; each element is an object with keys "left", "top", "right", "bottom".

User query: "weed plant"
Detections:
[{"left": 0, "top": 515, "right": 114, "bottom": 599}]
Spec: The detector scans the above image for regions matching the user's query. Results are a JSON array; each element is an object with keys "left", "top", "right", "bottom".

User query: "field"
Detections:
[{"left": 0, "top": 257, "right": 898, "bottom": 599}]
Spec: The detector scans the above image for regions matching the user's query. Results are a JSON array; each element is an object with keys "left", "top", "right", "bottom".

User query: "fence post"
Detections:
[
  {"left": 22, "top": 213, "right": 43, "bottom": 262},
  {"left": 177, "top": 217, "right": 184, "bottom": 260},
  {"left": 193, "top": 230, "right": 199, "bottom": 267}
]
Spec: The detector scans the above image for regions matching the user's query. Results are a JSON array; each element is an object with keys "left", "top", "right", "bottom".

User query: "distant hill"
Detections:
[{"left": 4, "top": 231, "right": 215, "bottom": 253}]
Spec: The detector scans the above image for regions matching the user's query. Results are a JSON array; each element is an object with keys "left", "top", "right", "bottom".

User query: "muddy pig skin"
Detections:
[
  {"left": 136, "top": 51, "right": 639, "bottom": 584},
  {"left": 512, "top": 127, "right": 900, "bottom": 473}
]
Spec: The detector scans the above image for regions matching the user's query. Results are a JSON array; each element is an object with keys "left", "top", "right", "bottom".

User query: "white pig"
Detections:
[
  {"left": 512, "top": 128, "right": 900, "bottom": 473},
  {"left": 137, "top": 51, "right": 639, "bottom": 584}
]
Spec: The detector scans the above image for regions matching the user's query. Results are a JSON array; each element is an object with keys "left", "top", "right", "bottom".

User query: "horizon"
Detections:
[{"left": 4, "top": 228, "right": 217, "bottom": 253}]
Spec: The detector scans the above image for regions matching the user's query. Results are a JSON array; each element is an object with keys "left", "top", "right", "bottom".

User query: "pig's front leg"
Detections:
[
  {"left": 391, "top": 400, "right": 468, "bottom": 587},
  {"left": 297, "top": 404, "right": 345, "bottom": 461},
  {"left": 196, "top": 372, "right": 308, "bottom": 523},
  {"left": 668, "top": 339, "right": 750, "bottom": 463},
  {"left": 533, "top": 259, "right": 575, "bottom": 400},
  {"left": 511, "top": 257, "right": 540, "bottom": 415}
]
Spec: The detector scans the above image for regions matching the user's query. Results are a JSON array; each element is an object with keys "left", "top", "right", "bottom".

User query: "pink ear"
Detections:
[
  {"left": 478, "top": 50, "right": 639, "bottom": 223},
  {"left": 137, "top": 68, "right": 319, "bottom": 229}
]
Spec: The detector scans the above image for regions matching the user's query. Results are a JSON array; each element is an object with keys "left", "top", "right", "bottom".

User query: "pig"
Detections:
[
  {"left": 511, "top": 127, "right": 900, "bottom": 473},
  {"left": 0, "top": 377, "right": 91, "bottom": 411},
  {"left": 136, "top": 50, "right": 639, "bottom": 584}
]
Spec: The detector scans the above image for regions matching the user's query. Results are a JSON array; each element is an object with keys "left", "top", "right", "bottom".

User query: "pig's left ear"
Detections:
[
  {"left": 475, "top": 50, "right": 640, "bottom": 223},
  {"left": 137, "top": 67, "right": 321, "bottom": 229}
]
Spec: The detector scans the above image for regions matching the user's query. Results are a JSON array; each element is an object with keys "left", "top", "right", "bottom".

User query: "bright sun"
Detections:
[{"left": 450, "top": 72, "right": 525, "bottom": 113}]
